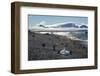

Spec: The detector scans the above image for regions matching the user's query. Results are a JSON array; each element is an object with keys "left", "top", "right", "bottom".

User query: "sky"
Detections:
[{"left": 28, "top": 15, "right": 88, "bottom": 28}]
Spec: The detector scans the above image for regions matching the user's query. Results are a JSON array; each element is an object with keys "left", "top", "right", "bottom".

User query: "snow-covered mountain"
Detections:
[
  {"left": 80, "top": 25, "right": 88, "bottom": 28},
  {"left": 56, "top": 23, "right": 78, "bottom": 28},
  {"left": 31, "top": 21, "right": 88, "bottom": 29},
  {"left": 37, "top": 22, "right": 79, "bottom": 28}
]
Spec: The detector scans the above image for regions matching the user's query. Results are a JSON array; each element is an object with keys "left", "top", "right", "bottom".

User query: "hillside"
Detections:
[{"left": 28, "top": 30, "right": 88, "bottom": 60}]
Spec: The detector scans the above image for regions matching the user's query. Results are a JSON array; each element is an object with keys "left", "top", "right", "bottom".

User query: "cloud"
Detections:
[{"left": 36, "top": 21, "right": 46, "bottom": 26}]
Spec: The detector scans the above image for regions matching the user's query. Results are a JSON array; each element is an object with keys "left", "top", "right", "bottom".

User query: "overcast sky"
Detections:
[{"left": 28, "top": 15, "right": 88, "bottom": 28}]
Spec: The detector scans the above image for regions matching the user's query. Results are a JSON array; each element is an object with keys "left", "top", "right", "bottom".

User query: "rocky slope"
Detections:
[{"left": 28, "top": 30, "right": 88, "bottom": 60}]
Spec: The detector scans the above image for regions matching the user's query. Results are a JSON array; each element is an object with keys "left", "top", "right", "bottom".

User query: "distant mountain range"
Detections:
[
  {"left": 38, "top": 22, "right": 88, "bottom": 28},
  {"left": 33, "top": 22, "right": 88, "bottom": 28}
]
